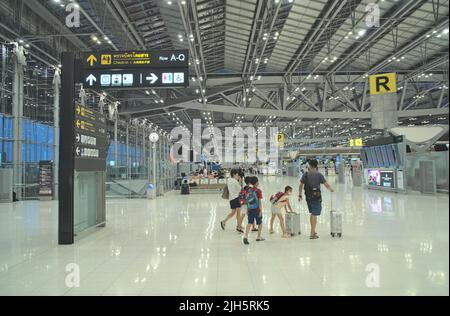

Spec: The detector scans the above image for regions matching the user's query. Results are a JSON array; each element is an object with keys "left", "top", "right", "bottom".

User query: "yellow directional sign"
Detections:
[
  {"left": 369, "top": 73, "right": 397, "bottom": 95},
  {"left": 87, "top": 54, "right": 98, "bottom": 67},
  {"left": 101, "top": 54, "right": 112, "bottom": 65},
  {"left": 350, "top": 138, "right": 363, "bottom": 147}
]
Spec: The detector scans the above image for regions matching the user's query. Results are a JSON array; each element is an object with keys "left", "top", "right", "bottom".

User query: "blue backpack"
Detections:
[{"left": 246, "top": 188, "right": 259, "bottom": 210}]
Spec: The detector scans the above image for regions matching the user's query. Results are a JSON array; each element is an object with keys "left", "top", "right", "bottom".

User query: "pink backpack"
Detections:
[{"left": 270, "top": 192, "right": 285, "bottom": 204}]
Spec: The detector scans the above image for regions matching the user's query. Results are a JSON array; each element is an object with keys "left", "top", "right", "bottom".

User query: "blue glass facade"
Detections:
[{"left": 0, "top": 113, "right": 54, "bottom": 164}]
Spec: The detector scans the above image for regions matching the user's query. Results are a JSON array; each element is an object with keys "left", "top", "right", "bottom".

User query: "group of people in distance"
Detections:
[{"left": 220, "top": 159, "right": 335, "bottom": 245}]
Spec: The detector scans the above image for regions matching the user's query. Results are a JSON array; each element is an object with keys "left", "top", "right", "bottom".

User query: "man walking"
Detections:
[{"left": 299, "top": 159, "right": 334, "bottom": 239}]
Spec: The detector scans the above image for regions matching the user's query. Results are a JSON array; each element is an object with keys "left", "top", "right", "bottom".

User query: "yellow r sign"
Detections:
[
  {"left": 369, "top": 73, "right": 397, "bottom": 95},
  {"left": 278, "top": 134, "right": 284, "bottom": 148}
]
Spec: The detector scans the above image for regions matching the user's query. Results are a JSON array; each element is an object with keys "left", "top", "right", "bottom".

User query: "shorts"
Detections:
[
  {"left": 248, "top": 209, "right": 262, "bottom": 225},
  {"left": 229, "top": 197, "right": 241, "bottom": 210},
  {"left": 307, "top": 199, "right": 322, "bottom": 216},
  {"left": 271, "top": 204, "right": 282, "bottom": 215}
]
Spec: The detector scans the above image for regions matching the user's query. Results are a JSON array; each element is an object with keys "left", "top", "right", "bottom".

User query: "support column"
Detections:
[
  {"left": 114, "top": 115, "right": 118, "bottom": 178},
  {"left": 59, "top": 52, "right": 76, "bottom": 245},
  {"left": 53, "top": 69, "right": 61, "bottom": 199},
  {"left": 152, "top": 142, "right": 157, "bottom": 191},
  {"left": 126, "top": 122, "right": 130, "bottom": 179},
  {"left": 142, "top": 125, "right": 146, "bottom": 181},
  {"left": 157, "top": 138, "right": 164, "bottom": 196},
  {"left": 12, "top": 44, "right": 25, "bottom": 200},
  {"left": 1, "top": 44, "right": 6, "bottom": 162},
  {"left": 135, "top": 124, "right": 138, "bottom": 179}
]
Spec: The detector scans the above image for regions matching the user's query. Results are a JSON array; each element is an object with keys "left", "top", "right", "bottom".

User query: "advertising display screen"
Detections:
[
  {"left": 368, "top": 169, "right": 396, "bottom": 189},
  {"left": 380, "top": 171, "right": 395, "bottom": 188},
  {"left": 368, "top": 169, "right": 381, "bottom": 186}
]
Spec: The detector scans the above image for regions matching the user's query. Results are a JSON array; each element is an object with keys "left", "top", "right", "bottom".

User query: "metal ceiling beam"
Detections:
[
  {"left": 329, "top": 0, "right": 428, "bottom": 74},
  {"left": 23, "top": 0, "right": 88, "bottom": 50},
  {"left": 172, "top": 102, "right": 449, "bottom": 119},
  {"left": 242, "top": 0, "right": 265, "bottom": 75},
  {"left": 284, "top": 0, "right": 346, "bottom": 77},
  {"left": 108, "top": 0, "right": 147, "bottom": 49},
  {"left": 79, "top": 1, "right": 119, "bottom": 51}
]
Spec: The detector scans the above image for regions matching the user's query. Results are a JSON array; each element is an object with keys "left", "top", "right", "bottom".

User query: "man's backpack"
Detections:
[{"left": 304, "top": 172, "right": 322, "bottom": 201}]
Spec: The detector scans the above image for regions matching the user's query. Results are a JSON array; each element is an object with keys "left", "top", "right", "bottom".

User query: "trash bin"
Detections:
[{"left": 147, "top": 184, "right": 156, "bottom": 200}]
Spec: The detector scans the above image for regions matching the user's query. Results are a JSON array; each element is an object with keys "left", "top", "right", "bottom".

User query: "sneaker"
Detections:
[
  {"left": 220, "top": 221, "right": 225, "bottom": 230},
  {"left": 243, "top": 238, "right": 250, "bottom": 245}
]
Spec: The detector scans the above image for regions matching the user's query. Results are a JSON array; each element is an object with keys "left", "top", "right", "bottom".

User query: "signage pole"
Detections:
[
  {"left": 152, "top": 142, "right": 157, "bottom": 193},
  {"left": 59, "top": 52, "right": 75, "bottom": 245}
]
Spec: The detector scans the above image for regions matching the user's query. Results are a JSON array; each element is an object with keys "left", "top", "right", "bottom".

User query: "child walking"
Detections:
[
  {"left": 269, "top": 186, "right": 295, "bottom": 238},
  {"left": 243, "top": 177, "right": 264, "bottom": 245}
]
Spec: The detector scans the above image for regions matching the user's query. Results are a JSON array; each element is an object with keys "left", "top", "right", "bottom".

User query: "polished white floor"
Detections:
[{"left": 0, "top": 175, "right": 448, "bottom": 296}]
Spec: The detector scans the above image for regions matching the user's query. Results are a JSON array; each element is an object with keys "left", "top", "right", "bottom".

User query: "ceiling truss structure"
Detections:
[{"left": 0, "top": 0, "right": 448, "bottom": 147}]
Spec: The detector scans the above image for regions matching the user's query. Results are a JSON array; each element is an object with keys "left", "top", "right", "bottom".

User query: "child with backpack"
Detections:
[
  {"left": 236, "top": 176, "right": 251, "bottom": 233},
  {"left": 243, "top": 177, "right": 264, "bottom": 245},
  {"left": 269, "top": 186, "right": 294, "bottom": 238}
]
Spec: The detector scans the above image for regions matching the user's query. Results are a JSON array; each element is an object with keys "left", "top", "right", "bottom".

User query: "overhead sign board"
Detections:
[
  {"left": 83, "top": 69, "right": 189, "bottom": 89},
  {"left": 82, "top": 50, "right": 189, "bottom": 70},
  {"left": 369, "top": 73, "right": 397, "bottom": 95},
  {"left": 73, "top": 104, "right": 108, "bottom": 172},
  {"left": 350, "top": 138, "right": 363, "bottom": 147}
]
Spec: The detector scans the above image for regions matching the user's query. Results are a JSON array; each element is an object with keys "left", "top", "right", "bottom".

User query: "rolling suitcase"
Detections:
[
  {"left": 330, "top": 195, "right": 343, "bottom": 238},
  {"left": 285, "top": 212, "right": 301, "bottom": 236},
  {"left": 181, "top": 183, "right": 190, "bottom": 195}
]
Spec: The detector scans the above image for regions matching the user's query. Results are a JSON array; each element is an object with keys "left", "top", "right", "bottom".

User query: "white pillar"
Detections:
[
  {"left": 126, "top": 123, "right": 130, "bottom": 179},
  {"left": 12, "top": 44, "right": 25, "bottom": 200}
]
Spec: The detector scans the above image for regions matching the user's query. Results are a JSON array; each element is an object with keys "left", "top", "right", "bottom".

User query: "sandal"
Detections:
[
  {"left": 236, "top": 228, "right": 244, "bottom": 233},
  {"left": 256, "top": 238, "right": 265, "bottom": 242},
  {"left": 269, "top": 230, "right": 275, "bottom": 235},
  {"left": 282, "top": 233, "right": 291, "bottom": 239},
  {"left": 220, "top": 221, "right": 225, "bottom": 230},
  {"left": 310, "top": 234, "right": 319, "bottom": 240}
]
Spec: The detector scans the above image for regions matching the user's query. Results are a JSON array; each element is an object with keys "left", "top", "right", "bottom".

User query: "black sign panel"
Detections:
[
  {"left": 82, "top": 69, "right": 189, "bottom": 89},
  {"left": 82, "top": 50, "right": 189, "bottom": 70},
  {"left": 73, "top": 104, "right": 108, "bottom": 172},
  {"left": 380, "top": 171, "right": 395, "bottom": 189}
]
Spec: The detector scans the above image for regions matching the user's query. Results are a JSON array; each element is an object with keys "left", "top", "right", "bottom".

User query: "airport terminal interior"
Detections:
[{"left": 0, "top": 0, "right": 449, "bottom": 296}]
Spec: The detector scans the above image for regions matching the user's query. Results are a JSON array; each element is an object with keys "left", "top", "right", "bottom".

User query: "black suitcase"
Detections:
[{"left": 181, "top": 184, "right": 190, "bottom": 195}]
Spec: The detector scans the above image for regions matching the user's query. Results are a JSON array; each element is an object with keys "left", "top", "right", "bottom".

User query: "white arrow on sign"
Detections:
[
  {"left": 86, "top": 74, "right": 97, "bottom": 86},
  {"left": 75, "top": 147, "right": 81, "bottom": 156},
  {"left": 146, "top": 73, "right": 158, "bottom": 84},
  {"left": 76, "top": 134, "right": 80, "bottom": 142}
]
